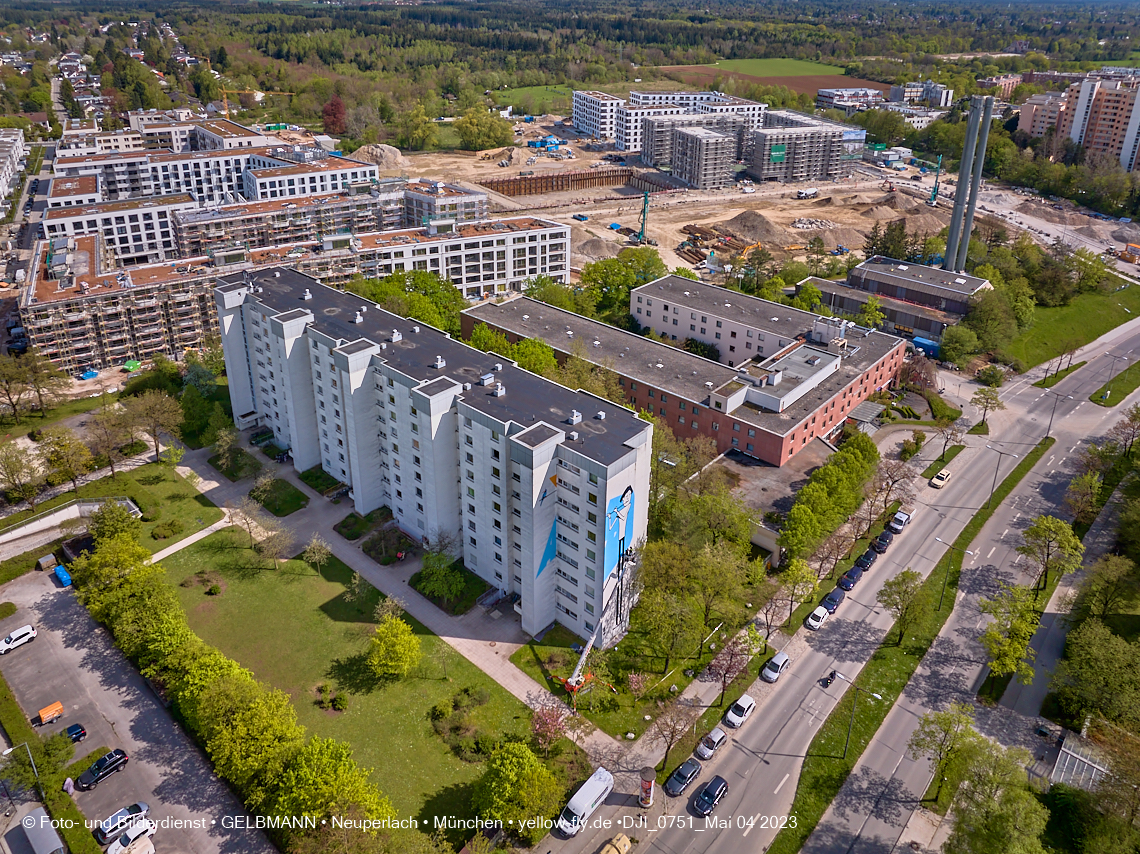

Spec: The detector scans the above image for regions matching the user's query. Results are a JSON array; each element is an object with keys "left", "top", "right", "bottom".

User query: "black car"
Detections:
[
  {"left": 663, "top": 758, "right": 702, "bottom": 797},
  {"left": 76, "top": 749, "right": 128, "bottom": 790},
  {"left": 871, "top": 530, "right": 894, "bottom": 554},
  {"left": 837, "top": 566, "right": 863, "bottom": 591},
  {"left": 854, "top": 549, "right": 878, "bottom": 570},
  {"left": 821, "top": 587, "right": 846, "bottom": 614},
  {"left": 694, "top": 776, "right": 728, "bottom": 817},
  {"left": 64, "top": 723, "right": 87, "bottom": 743}
]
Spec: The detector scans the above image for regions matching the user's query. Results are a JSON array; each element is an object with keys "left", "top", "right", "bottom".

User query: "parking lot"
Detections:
[{"left": 0, "top": 570, "right": 274, "bottom": 854}]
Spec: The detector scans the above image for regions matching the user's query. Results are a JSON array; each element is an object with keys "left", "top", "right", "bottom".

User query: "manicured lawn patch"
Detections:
[
  {"left": 921, "top": 445, "right": 964, "bottom": 479},
  {"left": 208, "top": 448, "right": 261, "bottom": 481},
  {"left": 922, "top": 389, "right": 962, "bottom": 421},
  {"left": 163, "top": 528, "right": 531, "bottom": 842},
  {"left": 708, "top": 58, "right": 846, "bottom": 76},
  {"left": 335, "top": 508, "right": 392, "bottom": 541},
  {"left": 255, "top": 478, "right": 309, "bottom": 517},
  {"left": 0, "top": 602, "right": 15, "bottom": 619},
  {"left": 261, "top": 442, "right": 286, "bottom": 459},
  {"left": 968, "top": 420, "right": 990, "bottom": 435},
  {"left": 1090, "top": 359, "right": 1140, "bottom": 406},
  {"left": 409, "top": 561, "right": 489, "bottom": 615},
  {"left": 0, "top": 464, "right": 220, "bottom": 554},
  {"left": 299, "top": 465, "right": 341, "bottom": 493},
  {"left": 767, "top": 437, "right": 1055, "bottom": 854},
  {"left": 1034, "top": 361, "right": 1087, "bottom": 388},
  {"left": 499, "top": 85, "right": 572, "bottom": 114},
  {"left": 1005, "top": 279, "right": 1140, "bottom": 368}
]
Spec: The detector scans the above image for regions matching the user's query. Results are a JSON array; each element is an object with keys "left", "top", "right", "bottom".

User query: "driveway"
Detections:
[{"left": 0, "top": 570, "right": 274, "bottom": 854}]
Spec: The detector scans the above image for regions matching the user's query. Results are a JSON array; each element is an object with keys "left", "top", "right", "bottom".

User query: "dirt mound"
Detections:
[
  {"left": 352, "top": 144, "right": 410, "bottom": 172},
  {"left": 1016, "top": 200, "right": 1072, "bottom": 225},
  {"left": 861, "top": 205, "right": 910, "bottom": 221},
  {"left": 720, "top": 209, "right": 791, "bottom": 246},
  {"left": 810, "top": 196, "right": 836, "bottom": 207},
  {"left": 906, "top": 211, "right": 950, "bottom": 234},
  {"left": 804, "top": 226, "right": 865, "bottom": 250},
  {"left": 1076, "top": 225, "right": 1103, "bottom": 239},
  {"left": 493, "top": 146, "right": 525, "bottom": 165},
  {"left": 574, "top": 236, "right": 622, "bottom": 263},
  {"left": 1113, "top": 223, "right": 1140, "bottom": 243}
]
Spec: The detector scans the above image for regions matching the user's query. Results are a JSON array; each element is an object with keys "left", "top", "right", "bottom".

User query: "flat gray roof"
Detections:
[
  {"left": 809, "top": 277, "right": 963, "bottom": 324},
  {"left": 850, "top": 256, "right": 991, "bottom": 298},
  {"left": 219, "top": 269, "right": 647, "bottom": 467}
]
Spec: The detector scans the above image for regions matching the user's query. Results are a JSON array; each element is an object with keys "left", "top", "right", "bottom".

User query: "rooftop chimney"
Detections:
[
  {"left": 302, "top": 288, "right": 312, "bottom": 300},
  {"left": 568, "top": 410, "right": 582, "bottom": 425},
  {"left": 492, "top": 383, "right": 505, "bottom": 397}
]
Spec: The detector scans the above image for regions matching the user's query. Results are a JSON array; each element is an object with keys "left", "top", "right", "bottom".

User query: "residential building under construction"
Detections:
[
  {"left": 638, "top": 113, "right": 751, "bottom": 168},
  {"left": 670, "top": 127, "right": 735, "bottom": 190}
]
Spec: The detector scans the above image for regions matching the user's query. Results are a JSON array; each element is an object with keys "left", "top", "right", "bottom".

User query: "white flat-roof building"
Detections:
[
  {"left": 616, "top": 91, "right": 766, "bottom": 153},
  {"left": 571, "top": 90, "right": 625, "bottom": 140},
  {"left": 0, "top": 128, "right": 24, "bottom": 197},
  {"left": 216, "top": 267, "right": 651, "bottom": 643}
]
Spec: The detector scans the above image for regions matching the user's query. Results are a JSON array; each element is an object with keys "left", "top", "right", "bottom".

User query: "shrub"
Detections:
[
  {"left": 331, "top": 694, "right": 348, "bottom": 711},
  {"left": 899, "top": 439, "right": 919, "bottom": 461},
  {"left": 431, "top": 698, "right": 454, "bottom": 721},
  {"left": 206, "top": 584, "right": 221, "bottom": 596},
  {"left": 976, "top": 365, "right": 1006, "bottom": 387},
  {"left": 151, "top": 519, "right": 184, "bottom": 539},
  {"left": 141, "top": 508, "right": 162, "bottom": 523}
]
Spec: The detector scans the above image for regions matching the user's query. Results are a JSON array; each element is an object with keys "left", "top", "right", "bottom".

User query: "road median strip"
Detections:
[{"left": 766, "top": 436, "right": 1055, "bottom": 854}]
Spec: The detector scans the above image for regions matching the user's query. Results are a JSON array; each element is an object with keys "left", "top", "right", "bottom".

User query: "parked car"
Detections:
[
  {"left": 77, "top": 749, "right": 129, "bottom": 790},
  {"left": 694, "top": 776, "right": 728, "bottom": 817},
  {"left": 888, "top": 510, "right": 912, "bottom": 534},
  {"left": 837, "top": 566, "right": 863, "bottom": 591},
  {"left": 724, "top": 694, "right": 756, "bottom": 728},
  {"left": 761, "top": 651, "right": 790, "bottom": 683},
  {"left": 0, "top": 624, "right": 36, "bottom": 654},
  {"left": 663, "top": 759, "right": 702, "bottom": 797},
  {"left": 821, "top": 588, "right": 846, "bottom": 614},
  {"left": 805, "top": 606, "right": 828, "bottom": 631},
  {"left": 855, "top": 549, "right": 878, "bottom": 570},
  {"left": 695, "top": 727, "right": 727, "bottom": 760},
  {"left": 106, "top": 819, "right": 156, "bottom": 854},
  {"left": 871, "top": 530, "right": 894, "bottom": 553},
  {"left": 930, "top": 469, "right": 951, "bottom": 489},
  {"left": 64, "top": 723, "right": 86, "bottom": 744},
  {"left": 93, "top": 802, "right": 150, "bottom": 845}
]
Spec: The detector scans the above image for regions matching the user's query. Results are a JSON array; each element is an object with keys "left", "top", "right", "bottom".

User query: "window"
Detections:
[
  {"left": 467, "top": 487, "right": 475, "bottom": 498},
  {"left": 588, "top": 492, "right": 597, "bottom": 505},
  {"left": 492, "top": 467, "right": 500, "bottom": 479}
]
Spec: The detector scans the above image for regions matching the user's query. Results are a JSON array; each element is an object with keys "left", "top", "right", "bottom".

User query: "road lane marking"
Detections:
[
  {"left": 1070, "top": 445, "right": 1078, "bottom": 453},
  {"left": 987, "top": 546, "right": 996, "bottom": 559},
  {"left": 1002, "top": 529, "right": 1008, "bottom": 537},
  {"left": 1048, "top": 455, "right": 1055, "bottom": 465},
  {"left": 743, "top": 812, "right": 762, "bottom": 838},
  {"left": 774, "top": 773, "right": 790, "bottom": 795}
]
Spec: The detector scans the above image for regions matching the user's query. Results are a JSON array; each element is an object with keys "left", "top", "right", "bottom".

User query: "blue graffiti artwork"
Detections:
[
  {"left": 536, "top": 517, "right": 558, "bottom": 578},
  {"left": 604, "top": 486, "right": 636, "bottom": 581}
]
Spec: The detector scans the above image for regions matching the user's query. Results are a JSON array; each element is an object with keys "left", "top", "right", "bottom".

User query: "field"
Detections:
[
  {"left": 1003, "top": 280, "right": 1140, "bottom": 367},
  {"left": 659, "top": 58, "right": 886, "bottom": 96},
  {"left": 707, "top": 58, "right": 848, "bottom": 76},
  {"left": 163, "top": 528, "right": 532, "bottom": 838},
  {"left": 498, "top": 85, "right": 572, "bottom": 115}
]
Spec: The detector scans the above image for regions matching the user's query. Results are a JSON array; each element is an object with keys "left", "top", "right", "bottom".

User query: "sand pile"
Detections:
[
  {"left": 1076, "top": 225, "right": 1103, "bottom": 239},
  {"left": 1016, "top": 200, "right": 1072, "bottom": 224},
  {"left": 574, "top": 236, "right": 622, "bottom": 263},
  {"left": 810, "top": 196, "right": 836, "bottom": 207},
  {"left": 1113, "top": 223, "right": 1140, "bottom": 243},
  {"left": 861, "top": 205, "right": 909, "bottom": 221},
  {"left": 905, "top": 211, "right": 950, "bottom": 233},
  {"left": 352, "top": 144, "right": 410, "bottom": 171},
  {"left": 721, "top": 210, "right": 791, "bottom": 246},
  {"left": 802, "top": 226, "right": 865, "bottom": 250}
]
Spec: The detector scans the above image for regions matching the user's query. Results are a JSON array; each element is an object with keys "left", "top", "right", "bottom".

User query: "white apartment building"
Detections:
[
  {"left": 41, "top": 194, "right": 198, "bottom": 265},
  {"left": 241, "top": 153, "right": 380, "bottom": 200},
  {"left": 616, "top": 91, "right": 766, "bottom": 153},
  {"left": 880, "top": 103, "right": 949, "bottom": 130},
  {"left": 571, "top": 90, "right": 624, "bottom": 139},
  {"left": 888, "top": 80, "right": 954, "bottom": 107},
  {"left": 216, "top": 267, "right": 651, "bottom": 642},
  {"left": 0, "top": 128, "right": 24, "bottom": 197},
  {"left": 815, "top": 88, "right": 885, "bottom": 112}
]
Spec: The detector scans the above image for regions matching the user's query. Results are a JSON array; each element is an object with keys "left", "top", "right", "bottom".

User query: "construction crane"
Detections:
[
  {"left": 908, "top": 154, "right": 944, "bottom": 206},
  {"left": 634, "top": 191, "right": 657, "bottom": 246},
  {"left": 204, "top": 60, "right": 294, "bottom": 120}
]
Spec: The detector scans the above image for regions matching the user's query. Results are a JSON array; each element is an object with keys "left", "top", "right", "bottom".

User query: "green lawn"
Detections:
[
  {"left": 162, "top": 528, "right": 533, "bottom": 839},
  {"left": 0, "top": 392, "right": 119, "bottom": 441},
  {"left": 299, "top": 465, "right": 341, "bottom": 493},
  {"left": 968, "top": 420, "right": 990, "bottom": 435},
  {"left": 1090, "top": 359, "right": 1140, "bottom": 406},
  {"left": 1034, "top": 361, "right": 1087, "bottom": 388},
  {"left": 208, "top": 449, "right": 261, "bottom": 481},
  {"left": 498, "top": 85, "right": 572, "bottom": 115},
  {"left": 0, "top": 463, "right": 220, "bottom": 554},
  {"left": 920, "top": 445, "right": 964, "bottom": 479},
  {"left": 256, "top": 478, "right": 309, "bottom": 517},
  {"left": 767, "top": 437, "right": 1056, "bottom": 854},
  {"left": 704, "top": 58, "right": 847, "bottom": 77},
  {"left": 1004, "top": 281, "right": 1140, "bottom": 368},
  {"left": 334, "top": 508, "right": 392, "bottom": 541},
  {"left": 409, "top": 562, "right": 489, "bottom": 615}
]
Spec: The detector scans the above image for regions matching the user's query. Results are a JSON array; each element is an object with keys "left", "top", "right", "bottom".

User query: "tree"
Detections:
[
  {"left": 647, "top": 699, "right": 696, "bottom": 771},
  {"left": 229, "top": 495, "right": 268, "bottom": 548},
  {"left": 0, "top": 354, "right": 29, "bottom": 423},
  {"left": 638, "top": 540, "right": 695, "bottom": 597},
  {"left": 975, "top": 365, "right": 1006, "bottom": 388},
  {"left": 87, "top": 404, "right": 132, "bottom": 479},
  {"left": 1051, "top": 618, "right": 1140, "bottom": 730},
  {"left": 214, "top": 426, "right": 240, "bottom": 473},
  {"left": 466, "top": 322, "right": 511, "bottom": 355},
  {"left": 302, "top": 534, "right": 332, "bottom": 577},
  {"left": 69, "top": 534, "right": 159, "bottom": 622},
  {"left": 453, "top": 108, "right": 512, "bottom": 151},
  {"left": 944, "top": 741, "right": 1048, "bottom": 854},
  {"left": 251, "top": 471, "right": 277, "bottom": 506},
  {"left": 812, "top": 523, "right": 856, "bottom": 581},
  {"left": 676, "top": 487, "right": 752, "bottom": 552},
  {"left": 979, "top": 583, "right": 1039, "bottom": 686},
  {"left": 126, "top": 389, "right": 183, "bottom": 460},
  {"left": 708, "top": 636, "right": 752, "bottom": 707},
  {"left": 257, "top": 523, "right": 296, "bottom": 570},
  {"left": 396, "top": 104, "right": 438, "bottom": 151},
  {"left": 1077, "top": 554, "right": 1137, "bottom": 619},
  {"left": 21, "top": 349, "right": 68, "bottom": 415},
  {"left": 639, "top": 589, "right": 701, "bottom": 674},
  {"left": 907, "top": 701, "right": 982, "bottom": 800},
  {"left": 1064, "top": 471, "right": 1102, "bottom": 525},
  {"left": 806, "top": 236, "right": 827, "bottom": 275},
  {"left": 367, "top": 616, "right": 421, "bottom": 679},
  {"left": 692, "top": 541, "right": 745, "bottom": 630},
  {"left": 871, "top": 458, "right": 916, "bottom": 519},
  {"left": 782, "top": 558, "right": 820, "bottom": 624},
  {"left": 183, "top": 363, "right": 217, "bottom": 398},
  {"left": 1108, "top": 403, "right": 1140, "bottom": 455},
  {"left": 270, "top": 737, "right": 395, "bottom": 823},
  {"left": 933, "top": 417, "right": 964, "bottom": 461},
  {"left": 38, "top": 426, "right": 93, "bottom": 494},
  {"left": 1017, "top": 514, "right": 1084, "bottom": 593},
  {"left": 89, "top": 499, "right": 141, "bottom": 543},
  {"left": 856, "top": 295, "right": 885, "bottom": 329},
  {"left": 470, "top": 743, "right": 559, "bottom": 836},
  {"left": 322, "top": 95, "right": 347, "bottom": 135},
  {"left": 778, "top": 503, "right": 823, "bottom": 560},
  {"left": 530, "top": 701, "right": 567, "bottom": 758},
  {"left": 938, "top": 325, "right": 979, "bottom": 365},
  {"left": 417, "top": 546, "right": 464, "bottom": 609},
  {"left": 970, "top": 387, "right": 1006, "bottom": 424},
  {"left": 0, "top": 442, "right": 43, "bottom": 509},
  {"left": 877, "top": 568, "right": 927, "bottom": 645},
  {"left": 510, "top": 338, "right": 558, "bottom": 376}
]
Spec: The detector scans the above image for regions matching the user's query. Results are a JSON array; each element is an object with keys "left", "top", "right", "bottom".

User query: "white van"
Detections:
[{"left": 556, "top": 766, "right": 614, "bottom": 837}]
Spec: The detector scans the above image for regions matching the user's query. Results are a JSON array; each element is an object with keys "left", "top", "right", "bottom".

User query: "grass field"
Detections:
[
  {"left": 498, "top": 85, "right": 572, "bottom": 115},
  {"left": 1034, "top": 361, "right": 1088, "bottom": 388},
  {"left": 1090, "top": 359, "right": 1140, "bottom": 406},
  {"left": 0, "top": 391, "right": 119, "bottom": 440},
  {"left": 706, "top": 58, "right": 846, "bottom": 76},
  {"left": 921, "top": 445, "right": 964, "bottom": 479},
  {"left": 0, "top": 463, "right": 220, "bottom": 553},
  {"left": 1004, "top": 281, "right": 1140, "bottom": 368},
  {"left": 163, "top": 528, "right": 532, "bottom": 838},
  {"left": 256, "top": 478, "right": 309, "bottom": 516}
]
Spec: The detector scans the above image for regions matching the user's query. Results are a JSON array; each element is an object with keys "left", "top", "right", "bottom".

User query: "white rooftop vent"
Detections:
[
  {"left": 569, "top": 410, "right": 582, "bottom": 425},
  {"left": 954, "top": 277, "right": 967, "bottom": 285},
  {"left": 705, "top": 381, "right": 714, "bottom": 388},
  {"left": 593, "top": 340, "right": 601, "bottom": 347},
  {"left": 725, "top": 303, "right": 731, "bottom": 307},
  {"left": 684, "top": 291, "right": 690, "bottom": 296},
  {"left": 493, "top": 363, "right": 503, "bottom": 372},
  {"left": 492, "top": 382, "right": 505, "bottom": 397},
  {"left": 480, "top": 373, "right": 495, "bottom": 386},
  {"left": 567, "top": 330, "right": 574, "bottom": 336},
  {"left": 655, "top": 363, "right": 664, "bottom": 369},
  {"left": 463, "top": 382, "right": 472, "bottom": 390},
  {"left": 433, "top": 355, "right": 446, "bottom": 369},
  {"left": 380, "top": 343, "right": 387, "bottom": 350},
  {"left": 412, "top": 325, "right": 420, "bottom": 333},
  {"left": 302, "top": 289, "right": 312, "bottom": 300},
  {"left": 273, "top": 271, "right": 280, "bottom": 278},
  {"left": 771, "top": 317, "right": 779, "bottom": 322},
  {"left": 596, "top": 411, "right": 606, "bottom": 420},
  {"left": 898, "top": 264, "right": 909, "bottom": 270},
  {"left": 569, "top": 431, "right": 579, "bottom": 441},
  {"left": 522, "top": 314, "right": 529, "bottom": 320},
  {"left": 360, "top": 305, "right": 368, "bottom": 312},
  {"left": 353, "top": 312, "right": 363, "bottom": 324},
  {"left": 391, "top": 329, "right": 402, "bottom": 343}
]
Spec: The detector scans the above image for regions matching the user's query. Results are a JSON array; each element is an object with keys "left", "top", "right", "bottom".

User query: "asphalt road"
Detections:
[{"left": 0, "top": 570, "right": 275, "bottom": 854}]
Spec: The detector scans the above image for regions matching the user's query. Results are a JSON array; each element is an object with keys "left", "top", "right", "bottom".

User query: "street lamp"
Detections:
[
  {"left": 1104, "top": 352, "right": 1130, "bottom": 402},
  {"left": 934, "top": 537, "right": 978, "bottom": 611},
  {"left": 985, "top": 445, "right": 1020, "bottom": 509},
  {"left": 1043, "top": 390, "right": 1074, "bottom": 438},
  {"left": 833, "top": 672, "right": 882, "bottom": 759},
  {"left": 3, "top": 742, "right": 38, "bottom": 796}
]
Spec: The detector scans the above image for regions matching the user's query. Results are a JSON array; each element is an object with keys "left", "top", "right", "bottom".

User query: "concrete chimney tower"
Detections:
[
  {"left": 943, "top": 97, "right": 984, "bottom": 271},
  {"left": 954, "top": 96, "right": 996, "bottom": 272}
]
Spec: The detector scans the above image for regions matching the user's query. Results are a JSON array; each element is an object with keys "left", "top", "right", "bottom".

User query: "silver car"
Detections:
[{"left": 695, "top": 727, "right": 727, "bottom": 760}]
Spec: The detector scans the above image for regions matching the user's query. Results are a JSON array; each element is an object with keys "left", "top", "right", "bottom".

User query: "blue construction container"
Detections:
[
  {"left": 912, "top": 336, "right": 940, "bottom": 358},
  {"left": 53, "top": 565, "right": 72, "bottom": 587}
]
